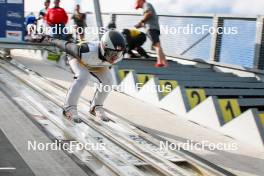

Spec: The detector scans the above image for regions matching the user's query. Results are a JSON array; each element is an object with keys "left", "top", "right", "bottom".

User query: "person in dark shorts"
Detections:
[
  {"left": 122, "top": 28, "right": 150, "bottom": 58},
  {"left": 71, "top": 4, "right": 87, "bottom": 41},
  {"left": 135, "top": 0, "right": 168, "bottom": 67}
]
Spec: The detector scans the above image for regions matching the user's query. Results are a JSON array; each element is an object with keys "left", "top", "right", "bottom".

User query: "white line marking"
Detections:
[{"left": 0, "top": 167, "right": 16, "bottom": 170}]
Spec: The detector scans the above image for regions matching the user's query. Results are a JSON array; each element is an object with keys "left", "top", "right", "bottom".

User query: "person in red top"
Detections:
[{"left": 45, "top": 0, "right": 68, "bottom": 39}]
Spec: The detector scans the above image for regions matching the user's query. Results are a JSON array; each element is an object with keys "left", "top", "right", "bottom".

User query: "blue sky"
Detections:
[{"left": 25, "top": 0, "right": 264, "bottom": 15}]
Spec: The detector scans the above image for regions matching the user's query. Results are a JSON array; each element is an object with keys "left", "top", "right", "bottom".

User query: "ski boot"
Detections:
[
  {"left": 89, "top": 106, "right": 110, "bottom": 125},
  {"left": 62, "top": 106, "right": 82, "bottom": 127}
]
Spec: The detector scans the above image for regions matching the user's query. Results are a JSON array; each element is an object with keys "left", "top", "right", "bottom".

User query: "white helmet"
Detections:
[{"left": 100, "top": 30, "right": 126, "bottom": 64}]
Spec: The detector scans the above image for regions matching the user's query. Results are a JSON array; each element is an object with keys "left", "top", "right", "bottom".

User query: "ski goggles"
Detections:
[{"left": 104, "top": 49, "right": 124, "bottom": 64}]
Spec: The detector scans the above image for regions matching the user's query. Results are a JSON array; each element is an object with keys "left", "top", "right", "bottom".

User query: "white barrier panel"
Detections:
[
  {"left": 159, "top": 86, "right": 188, "bottom": 115},
  {"left": 220, "top": 109, "right": 264, "bottom": 149},
  {"left": 186, "top": 96, "right": 223, "bottom": 129},
  {"left": 118, "top": 71, "right": 138, "bottom": 97},
  {"left": 136, "top": 77, "right": 160, "bottom": 106}
]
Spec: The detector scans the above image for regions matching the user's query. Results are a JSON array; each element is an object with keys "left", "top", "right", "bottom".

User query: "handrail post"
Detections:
[
  {"left": 93, "top": 0, "right": 103, "bottom": 39},
  {"left": 210, "top": 16, "right": 224, "bottom": 62},
  {"left": 253, "top": 16, "right": 264, "bottom": 70}
]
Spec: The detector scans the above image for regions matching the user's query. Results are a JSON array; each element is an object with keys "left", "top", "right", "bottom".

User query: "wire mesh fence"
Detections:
[
  {"left": 105, "top": 14, "right": 258, "bottom": 69},
  {"left": 219, "top": 19, "right": 256, "bottom": 68}
]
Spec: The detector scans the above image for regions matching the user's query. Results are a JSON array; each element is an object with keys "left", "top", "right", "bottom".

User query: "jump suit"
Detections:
[{"left": 51, "top": 39, "right": 115, "bottom": 110}]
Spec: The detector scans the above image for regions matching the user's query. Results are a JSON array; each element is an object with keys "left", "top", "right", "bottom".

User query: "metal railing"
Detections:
[
  {"left": 25, "top": 11, "right": 264, "bottom": 70},
  {"left": 104, "top": 13, "right": 262, "bottom": 70}
]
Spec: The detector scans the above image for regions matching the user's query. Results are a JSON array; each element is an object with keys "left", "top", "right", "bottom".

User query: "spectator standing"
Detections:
[
  {"left": 38, "top": 0, "right": 50, "bottom": 20},
  {"left": 45, "top": 0, "right": 68, "bottom": 39},
  {"left": 25, "top": 12, "right": 37, "bottom": 35},
  {"left": 106, "top": 14, "right": 117, "bottom": 30},
  {"left": 71, "top": 4, "right": 87, "bottom": 41},
  {"left": 37, "top": 0, "right": 50, "bottom": 33},
  {"left": 135, "top": 0, "right": 168, "bottom": 67}
]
